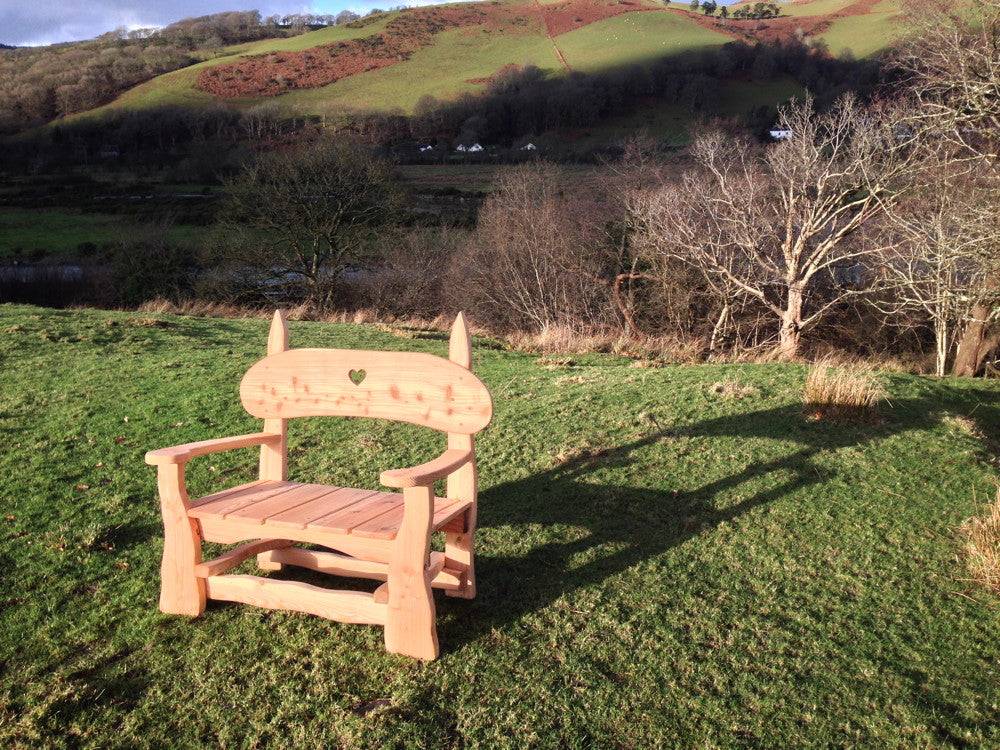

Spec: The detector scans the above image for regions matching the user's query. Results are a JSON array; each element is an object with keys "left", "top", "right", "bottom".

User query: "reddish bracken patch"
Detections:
[
  {"left": 702, "top": 0, "right": 890, "bottom": 45},
  {"left": 536, "top": 0, "right": 644, "bottom": 37},
  {"left": 196, "top": 0, "right": 663, "bottom": 98},
  {"left": 198, "top": 4, "right": 501, "bottom": 98}
]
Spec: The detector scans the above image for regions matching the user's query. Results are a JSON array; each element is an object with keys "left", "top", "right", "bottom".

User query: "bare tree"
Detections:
[
  {"left": 450, "top": 163, "right": 614, "bottom": 332},
  {"left": 215, "top": 140, "right": 402, "bottom": 307},
  {"left": 895, "top": 0, "right": 1000, "bottom": 374},
  {"left": 628, "top": 95, "right": 917, "bottom": 359},
  {"left": 874, "top": 165, "right": 999, "bottom": 375},
  {"left": 896, "top": 0, "right": 1000, "bottom": 164}
]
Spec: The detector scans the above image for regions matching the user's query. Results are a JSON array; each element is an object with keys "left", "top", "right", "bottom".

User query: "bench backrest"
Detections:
[{"left": 240, "top": 315, "right": 492, "bottom": 435}]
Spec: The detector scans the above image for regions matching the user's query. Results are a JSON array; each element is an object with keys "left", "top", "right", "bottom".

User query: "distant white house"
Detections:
[
  {"left": 456, "top": 143, "right": 483, "bottom": 153},
  {"left": 521, "top": 143, "right": 537, "bottom": 151},
  {"left": 769, "top": 129, "right": 793, "bottom": 141}
]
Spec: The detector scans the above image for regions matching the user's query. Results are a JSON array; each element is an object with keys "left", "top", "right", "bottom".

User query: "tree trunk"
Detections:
[
  {"left": 934, "top": 317, "right": 949, "bottom": 378},
  {"left": 777, "top": 285, "right": 803, "bottom": 361},
  {"left": 953, "top": 302, "right": 994, "bottom": 376},
  {"left": 709, "top": 303, "right": 730, "bottom": 354},
  {"left": 612, "top": 273, "right": 638, "bottom": 338}
]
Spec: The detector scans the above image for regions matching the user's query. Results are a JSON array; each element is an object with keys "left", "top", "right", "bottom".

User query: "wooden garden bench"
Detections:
[{"left": 145, "top": 311, "right": 492, "bottom": 660}]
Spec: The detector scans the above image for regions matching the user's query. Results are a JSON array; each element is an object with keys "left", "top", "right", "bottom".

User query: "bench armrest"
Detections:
[
  {"left": 145, "top": 432, "right": 281, "bottom": 466},
  {"left": 380, "top": 449, "right": 473, "bottom": 489}
]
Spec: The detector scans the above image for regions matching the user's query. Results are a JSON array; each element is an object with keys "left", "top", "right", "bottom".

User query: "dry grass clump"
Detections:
[
  {"left": 536, "top": 355, "right": 577, "bottom": 370},
  {"left": 943, "top": 414, "right": 985, "bottom": 439},
  {"left": 507, "top": 325, "right": 615, "bottom": 355},
  {"left": 137, "top": 298, "right": 270, "bottom": 319},
  {"left": 554, "top": 374, "right": 596, "bottom": 386},
  {"left": 507, "top": 324, "right": 705, "bottom": 361},
  {"left": 708, "top": 378, "right": 759, "bottom": 400},
  {"left": 960, "top": 488, "right": 1000, "bottom": 594},
  {"left": 803, "top": 358, "right": 886, "bottom": 421}
]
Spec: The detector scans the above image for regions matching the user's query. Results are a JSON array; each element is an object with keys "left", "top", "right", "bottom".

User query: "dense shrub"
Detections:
[
  {"left": 110, "top": 233, "right": 198, "bottom": 305},
  {"left": 447, "top": 163, "right": 617, "bottom": 331}
]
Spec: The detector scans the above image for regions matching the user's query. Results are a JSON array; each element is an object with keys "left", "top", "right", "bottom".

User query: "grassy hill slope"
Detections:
[
  {"left": 67, "top": 0, "right": 908, "bottom": 124},
  {"left": 1, "top": 305, "right": 999, "bottom": 745}
]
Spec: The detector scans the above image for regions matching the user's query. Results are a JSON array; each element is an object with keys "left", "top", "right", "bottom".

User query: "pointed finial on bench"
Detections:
[
  {"left": 449, "top": 311, "right": 471, "bottom": 369},
  {"left": 267, "top": 309, "right": 288, "bottom": 355}
]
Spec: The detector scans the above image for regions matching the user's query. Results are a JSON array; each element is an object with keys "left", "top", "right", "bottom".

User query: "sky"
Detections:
[{"left": 0, "top": 0, "right": 446, "bottom": 46}]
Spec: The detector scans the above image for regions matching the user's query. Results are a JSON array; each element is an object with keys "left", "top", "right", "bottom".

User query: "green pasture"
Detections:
[
  {"left": 556, "top": 11, "right": 730, "bottom": 72},
  {"left": 0, "top": 208, "right": 206, "bottom": 257},
  {"left": 1, "top": 305, "right": 998, "bottom": 746}
]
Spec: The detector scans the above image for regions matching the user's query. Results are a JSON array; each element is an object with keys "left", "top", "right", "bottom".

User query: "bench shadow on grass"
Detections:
[{"left": 440, "top": 386, "right": 1000, "bottom": 650}]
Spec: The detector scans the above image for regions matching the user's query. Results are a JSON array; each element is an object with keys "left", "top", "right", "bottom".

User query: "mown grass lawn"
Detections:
[{"left": 1, "top": 305, "right": 998, "bottom": 747}]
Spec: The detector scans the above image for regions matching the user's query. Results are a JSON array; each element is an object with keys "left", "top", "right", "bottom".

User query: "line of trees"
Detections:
[
  {"left": 2, "top": 103, "right": 298, "bottom": 181},
  {"left": 689, "top": 1, "right": 779, "bottom": 19},
  {"left": 729, "top": 3, "right": 781, "bottom": 20},
  {"left": 444, "top": 92, "right": 995, "bottom": 372}
]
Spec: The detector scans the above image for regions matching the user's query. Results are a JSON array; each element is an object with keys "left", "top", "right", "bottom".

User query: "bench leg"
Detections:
[
  {"left": 257, "top": 551, "right": 284, "bottom": 572},
  {"left": 160, "top": 517, "right": 206, "bottom": 616},
  {"left": 158, "top": 465, "right": 206, "bottom": 617},
  {"left": 384, "top": 485, "right": 439, "bottom": 660},
  {"left": 445, "top": 506, "right": 476, "bottom": 599}
]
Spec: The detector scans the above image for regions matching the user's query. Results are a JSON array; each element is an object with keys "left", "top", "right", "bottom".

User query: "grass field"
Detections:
[
  {"left": 280, "top": 25, "right": 562, "bottom": 116},
  {"left": 1, "top": 305, "right": 999, "bottom": 746},
  {"left": 769, "top": 0, "right": 858, "bottom": 17},
  {"left": 819, "top": 0, "right": 907, "bottom": 58},
  {"left": 0, "top": 208, "right": 207, "bottom": 257},
  {"left": 556, "top": 11, "right": 729, "bottom": 72}
]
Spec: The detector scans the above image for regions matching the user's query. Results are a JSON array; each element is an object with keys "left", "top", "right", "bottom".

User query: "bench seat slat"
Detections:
[
  {"left": 226, "top": 483, "right": 338, "bottom": 523},
  {"left": 188, "top": 481, "right": 471, "bottom": 540}
]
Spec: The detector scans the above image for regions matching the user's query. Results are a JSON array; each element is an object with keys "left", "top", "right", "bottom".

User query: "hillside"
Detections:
[
  {"left": 66, "top": 0, "right": 909, "bottom": 125},
  {"left": 0, "top": 11, "right": 319, "bottom": 135}
]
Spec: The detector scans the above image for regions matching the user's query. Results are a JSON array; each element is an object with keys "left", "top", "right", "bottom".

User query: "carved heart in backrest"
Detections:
[{"left": 241, "top": 348, "right": 493, "bottom": 434}]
